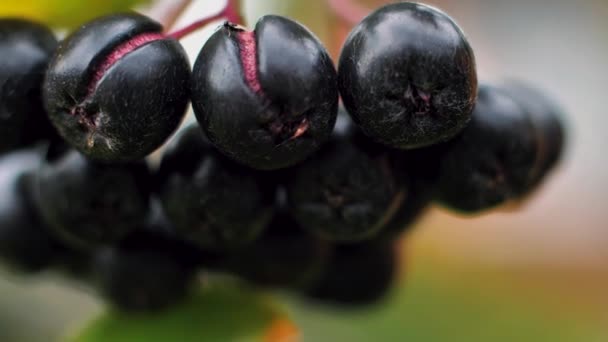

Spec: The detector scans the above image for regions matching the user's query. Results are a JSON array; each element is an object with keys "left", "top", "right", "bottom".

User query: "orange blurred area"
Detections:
[{"left": 264, "top": 317, "right": 301, "bottom": 342}]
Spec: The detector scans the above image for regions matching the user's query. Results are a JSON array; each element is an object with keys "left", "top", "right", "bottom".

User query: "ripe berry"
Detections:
[
  {"left": 501, "top": 81, "right": 567, "bottom": 190},
  {"left": 93, "top": 220, "right": 199, "bottom": 312},
  {"left": 0, "top": 18, "right": 58, "bottom": 154},
  {"left": 286, "top": 113, "right": 406, "bottom": 242},
  {"left": 228, "top": 212, "right": 330, "bottom": 290},
  {"left": 338, "top": 2, "right": 477, "bottom": 149},
  {"left": 43, "top": 13, "right": 190, "bottom": 161},
  {"left": 306, "top": 241, "right": 397, "bottom": 307},
  {"left": 435, "top": 84, "right": 538, "bottom": 213},
  {"left": 31, "top": 149, "right": 151, "bottom": 248},
  {"left": 157, "top": 124, "right": 275, "bottom": 251},
  {"left": 191, "top": 16, "right": 339, "bottom": 170},
  {"left": 0, "top": 147, "right": 60, "bottom": 273}
]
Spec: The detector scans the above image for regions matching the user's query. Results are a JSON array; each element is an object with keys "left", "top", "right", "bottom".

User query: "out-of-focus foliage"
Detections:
[
  {"left": 0, "top": 0, "right": 149, "bottom": 28},
  {"left": 70, "top": 285, "right": 297, "bottom": 342}
]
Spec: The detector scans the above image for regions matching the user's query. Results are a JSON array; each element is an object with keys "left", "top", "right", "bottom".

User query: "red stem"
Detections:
[
  {"left": 168, "top": 0, "right": 244, "bottom": 40},
  {"left": 327, "top": 0, "right": 369, "bottom": 26}
]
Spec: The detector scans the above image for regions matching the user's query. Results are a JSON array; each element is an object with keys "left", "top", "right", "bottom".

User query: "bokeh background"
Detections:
[{"left": 1, "top": 0, "right": 606, "bottom": 341}]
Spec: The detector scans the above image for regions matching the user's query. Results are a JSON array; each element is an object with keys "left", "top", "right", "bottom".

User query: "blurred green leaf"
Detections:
[
  {"left": 0, "top": 0, "right": 151, "bottom": 28},
  {"left": 286, "top": 265, "right": 604, "bottom": 342},
  {"left": 69, "top": 285, "right": 296, "bottom": 342}
]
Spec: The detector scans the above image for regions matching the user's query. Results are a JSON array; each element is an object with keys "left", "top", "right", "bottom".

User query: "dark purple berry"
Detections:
[
  {"left": 285, "top": 113, "right": 406, "bottom": 242},
  {"left": 0, "top": 147, "right": 60, "bottom": 273},
  {"left": 93, "top": 219, "right": 199, "bottom": 312},
  {"left": 191, "top": 16, "right": 339, "bottom": 170},
  {"left": 435, "top": 84, "right": 538, "bottom": 213},
  {"left": 0, "top": 18, "right": 58, "bottom": 154},
  {"left": 306, "top": 241, "right": 397, "bottom": 307},
  {"left": 338, "top": 2, "right": 477, "bottom": 149},
  {"left": 501, "top": 81, "right": 567, "bottom": 191},
  {"left": 31, "top": 149, "right": 151, "bottom": 248},
  {"left": 43, "top": 13, "right": 190, "bottom": 161},
  {"left": 157, "top": 124, "right": 275, "bottom": 251},
  {"left": 227, "top": 212, "right": 330, "bottom": 290}
]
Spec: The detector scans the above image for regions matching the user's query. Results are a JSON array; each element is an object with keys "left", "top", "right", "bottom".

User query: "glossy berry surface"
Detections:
[
  {"left": 306, "top": 241, "right": 397, "bottom": 307},
  {"left": 93, "top": 222, "right": 198, "bottom": 312},
  {"left": 286, "top": 113, "right": 406, "bottom": 242},
  {"left": 0, "top": 147, "right": 60, "bottom": 273},
  {"left": 157, "top": 124, "right": 275, "bottom": 251},
  {"left": 0, "top": 18, "right": 58, "bottom": 154},
  {"left": 32, "top": 149, "right": 151, "bottom": 248},
  {"left": 501, "top": 81, "right": 566, "bottom": 191},
  {"left": 228, "top": 212, "right": 330, "bottom": 290},
  {"left": 338, "top": 2, "right": 477, "bottom": 149},
  {"left": 435, "top": 84, "right": 538, "bottom": 213},
  {"left": 191, "top": 16, "right": 339, "bottom": 170},
  {"left": 43, "top": 13, "right": 190, "bottom": 161}
]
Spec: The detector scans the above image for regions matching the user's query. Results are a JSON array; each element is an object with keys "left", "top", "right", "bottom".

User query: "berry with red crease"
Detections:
[
  {"left": 43, "top": 13, "right": 190, "bottom": 161},
  {"left": 191, "top": 16, "right": 339, "bottom": 170}
]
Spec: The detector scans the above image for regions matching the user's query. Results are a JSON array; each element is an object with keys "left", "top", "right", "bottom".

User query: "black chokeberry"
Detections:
[
  {"left": 93, "top": 219, "right": 199, "bottom": 312},
  {"left": 43, "top": 13, "right": 190, "bottom": 161},
  {"left": 306, "top": 241, "right": 397, "bottom": 307},
  {"left": 435, "top": 84, "right": 538, "bottom": 213},
  {"left": 31, "top": 149, "right": 151, "bottom": 248},
  {"left": 227, "top": 212, "right": 330, "bottom": 290},
  {"left": 0, "top": 18, "right": 58, "bottom": 154},
  {"left": 338, "top": 2, "right": 477, "bottom": 149},
  {"left": 286, "top": 113, "right": 406, "bottom": 242},
  {"left": 0, "top": 147, "right": 60, "bottom": 273},
  {"left": 191, "top": 16, "right": 339, "bottom": 170},
  {"left": 157, "top": 124, "right": 275, "bottom": 251},
  {"left": 501, "top": 81, "right": 567, "bottom": 191}
]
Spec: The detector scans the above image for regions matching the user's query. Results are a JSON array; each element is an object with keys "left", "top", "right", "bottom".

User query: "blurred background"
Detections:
[{"left": 1, "top": 0, "right": 606, "bottom": 341}]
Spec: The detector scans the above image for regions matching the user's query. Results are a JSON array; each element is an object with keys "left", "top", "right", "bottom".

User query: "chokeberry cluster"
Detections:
[{"left": 0, "top": 2, "right": 566, "bottom": 312}]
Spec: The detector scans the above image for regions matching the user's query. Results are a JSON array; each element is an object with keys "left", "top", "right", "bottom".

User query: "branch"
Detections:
[{"left": 168, "top": 0, "right": 244, "bottom": 40}]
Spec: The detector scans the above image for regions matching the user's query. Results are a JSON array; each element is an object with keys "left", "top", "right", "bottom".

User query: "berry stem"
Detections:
[
  {"left": 168, "top": 0, "right": 244, "bottom": 40},
  {"left": 326, "top": 0, "right": 369, "bottom": 26}
]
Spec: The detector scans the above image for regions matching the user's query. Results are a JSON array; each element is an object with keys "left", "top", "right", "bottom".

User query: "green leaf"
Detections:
[
  {"left": 285, "top": 262, "right": 603, "bottom": 342},
  {"left": 69, "top": 285, "right": 297, "bottom": 342},
  {"left": 0, "top": 0, "right": 151, "bottom": 28}
]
